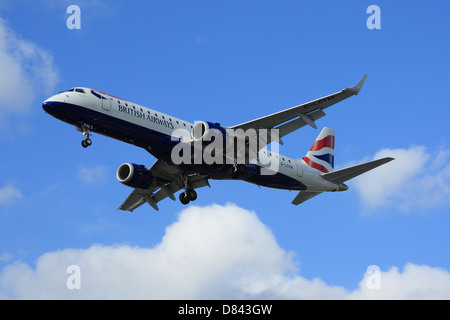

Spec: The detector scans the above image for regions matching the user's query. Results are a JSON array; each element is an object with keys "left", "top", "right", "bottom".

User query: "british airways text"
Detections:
[{"left": 118, "top": 105, "right": 174, "bottom": 129}]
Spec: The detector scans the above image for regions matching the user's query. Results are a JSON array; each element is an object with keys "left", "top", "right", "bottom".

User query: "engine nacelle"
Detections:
[
  {"left": 191, "top": 121, "right": 228, "bottom": 143},
  {"left": 116, "top": 163, "right": 155, "bottom": 189}
]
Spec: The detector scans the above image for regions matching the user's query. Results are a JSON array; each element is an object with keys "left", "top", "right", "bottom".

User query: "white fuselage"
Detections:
[{"left": 43, "top": 87, "right": 342, "bottom": 192}]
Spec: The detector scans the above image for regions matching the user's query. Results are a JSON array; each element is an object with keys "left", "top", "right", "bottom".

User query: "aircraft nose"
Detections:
[
  {"left": 42, "top": 93, "right": 61, "bottom": 114},
  {"left": 42, "top": 100, "right": 55, "bottom": 114},
  {"left": 42, "top": 96, "right": 64, "bottom": 116}
]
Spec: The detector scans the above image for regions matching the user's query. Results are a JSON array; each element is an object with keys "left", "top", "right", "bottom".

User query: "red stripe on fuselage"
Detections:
[{"left": 309, "top": 135, "right": 335, "bottom": 151}]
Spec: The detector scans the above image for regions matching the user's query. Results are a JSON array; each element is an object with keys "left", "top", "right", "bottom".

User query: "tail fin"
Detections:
[{"left": 302, "top": 127, "right": 335, "bottom": 173}]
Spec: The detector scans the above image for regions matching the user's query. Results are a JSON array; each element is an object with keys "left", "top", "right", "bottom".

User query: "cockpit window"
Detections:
[{"left": 59, "top": 88, "right": 86, "bottom": 94}]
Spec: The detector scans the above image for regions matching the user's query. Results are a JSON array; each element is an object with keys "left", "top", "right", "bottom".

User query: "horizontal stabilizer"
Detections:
[
  {"left": 292, "top": 191, "right": 322, "bottom": 205},
  {"left": 321, "top": 157, "right": 394, "bottom": 184}
]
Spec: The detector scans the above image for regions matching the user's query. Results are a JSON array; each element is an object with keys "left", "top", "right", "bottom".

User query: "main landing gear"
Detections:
[
  {"left": 179, "top": 174, "right": 198, "bottom": 205},
  {"left": 179, "top": 188, "right": 197, "bottom": 205},
  {"left": 77, "top": 123, "right": 92, "bottom": 148}
]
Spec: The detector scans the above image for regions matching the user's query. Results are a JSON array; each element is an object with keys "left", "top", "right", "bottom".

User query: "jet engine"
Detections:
[
  {"left": 116, "top": 163, "right": 156, "bottom": 189},
  {"left": 191, "top": 121, "right": 228, "bottom": 143}
]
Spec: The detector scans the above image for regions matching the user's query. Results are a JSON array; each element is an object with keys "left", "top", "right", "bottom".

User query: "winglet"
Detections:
[{"left": 348, "top": 74, "right": 367, "bottom": 94}]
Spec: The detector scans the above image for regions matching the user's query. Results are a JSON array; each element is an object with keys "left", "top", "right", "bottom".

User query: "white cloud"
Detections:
[
  {"left": 0, "top": 203, "right": 449, "bottom": 299},
  {"left": 77, "top": 164, "right": 108, "bottom": 184},
  {"left": 0, "top": 17, "right": 59, "bottom": 114},
  {"left": 0, "top": 184, "right": 22, "bottom": 206},
  {"left": 352, "top": 145, "right": 450, "bottom": 212},
  {"left": 350, "top": 264, "right": 450, "bottom": 300}
]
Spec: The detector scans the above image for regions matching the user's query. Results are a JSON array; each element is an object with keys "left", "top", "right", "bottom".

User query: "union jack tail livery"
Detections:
[{"left": 302, "top": 127, "right": 335, "bottom": 173}]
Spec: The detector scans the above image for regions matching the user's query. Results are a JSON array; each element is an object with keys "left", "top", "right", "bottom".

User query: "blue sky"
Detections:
[{"left": 0, "top": 0, "right": 449, "bottom": 299}]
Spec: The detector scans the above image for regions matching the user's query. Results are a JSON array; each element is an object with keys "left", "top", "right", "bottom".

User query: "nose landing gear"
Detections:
[{"left": 77, "top": 123, "right": 93, "bottom": 148}]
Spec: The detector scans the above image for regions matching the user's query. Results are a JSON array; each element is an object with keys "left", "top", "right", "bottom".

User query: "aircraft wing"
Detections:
[
  {"left": 118, "top": 160, "right": 210, "bottom": 212},
  {"left": 229, "top": 75, "right": 367, "bottom": 147},
  {"left": 118, "top": 186, "right": 161, "bottom": 212}
]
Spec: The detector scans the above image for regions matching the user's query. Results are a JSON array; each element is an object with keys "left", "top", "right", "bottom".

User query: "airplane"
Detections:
[{"left": 42, "top": 75, "right": 393, "bottom": 211}]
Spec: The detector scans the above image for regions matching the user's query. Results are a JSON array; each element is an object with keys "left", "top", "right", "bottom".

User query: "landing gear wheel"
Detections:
[
  {"left": 187, "top": 189, "right": 197, "bottom": 201},
  {"left": 179, "top": 192, "right": 190, "bottom": 205},
  {"left": 81, "top": 139, "right": 92, "bottom": 148}
]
